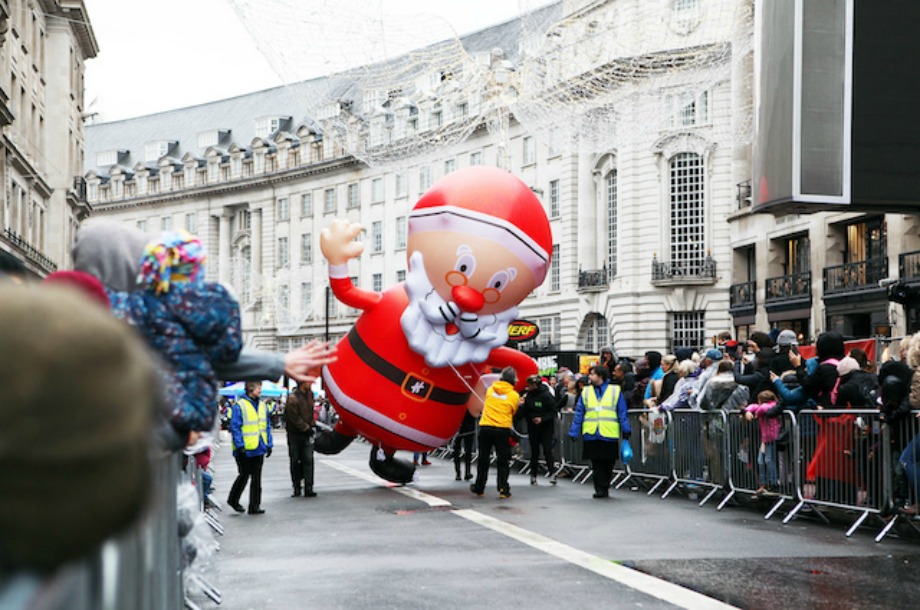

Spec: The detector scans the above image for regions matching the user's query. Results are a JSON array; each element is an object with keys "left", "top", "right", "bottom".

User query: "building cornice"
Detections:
[
  {"left": 3, "top": 134, "right": 53, "bottom": 197},
  {"left": 91, "top": 156, "right": 364, "bottom": 211},
  {"left": 58, "top": 1, "right": 99, "bottom": 59}
]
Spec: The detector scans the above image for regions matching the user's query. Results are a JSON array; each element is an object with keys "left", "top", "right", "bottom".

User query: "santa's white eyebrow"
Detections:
[
  {"left": 507, "top": 267, "right": 517, "bottom": 280},
  {"left": 456, "top": 244, "right": 472, "bottom": 256}
]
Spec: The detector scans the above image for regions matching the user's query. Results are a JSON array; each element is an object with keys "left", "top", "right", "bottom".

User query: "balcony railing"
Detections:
[
  {"left": 651, "top": 254, "right": 716, "bottom": 283},
  {"left": 823, "top": 257, "right": 887, "bottom": 296},
  {"left": 765, "top": 271, "right": 811, "bottom": 304},
  {"left": 729, "top": 280, "right": 756, "bottom": 312},
  {"left": 736, "top": 179, "right": 752, "bottom": 209},
  {"left": 3, "top": 228, "right": 57, "bottom": 274},
  {"left": 578, "top": 267, "right": 609, "bottom": 290},
  {"left": 900, "top": 250, "right": 920, "bottom": 284}
]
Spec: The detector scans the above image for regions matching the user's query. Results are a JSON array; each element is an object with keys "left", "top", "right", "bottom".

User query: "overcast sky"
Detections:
[{"left": 83, "top": 0, "right": 554, "bottom": 123}]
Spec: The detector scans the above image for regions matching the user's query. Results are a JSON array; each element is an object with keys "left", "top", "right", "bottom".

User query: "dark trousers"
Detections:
[
  {"left": 288, "top": 431, "right": 315, "bottom": 491},
  {"left": 527, "top": 419, "right": 555, "bottom": 475},
  {"left": 591, "top": 458, "right": 616, "bottom": 496},
  {"left": 453, "top": 431, "right": 474, "bottom": 476},
  {"left": 229, "top": 453, "right": 265, "bottom": 510},
  {"left": 473, "top": 426, "right": 511, "bottom": 495}
]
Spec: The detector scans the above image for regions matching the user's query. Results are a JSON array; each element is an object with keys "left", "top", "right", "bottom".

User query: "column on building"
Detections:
[
  {"left": 251, "top": 208, "right": 262, "bottom": 290},
  {"left": 218, "top": 212, "right": 231, "bottom": 284}
]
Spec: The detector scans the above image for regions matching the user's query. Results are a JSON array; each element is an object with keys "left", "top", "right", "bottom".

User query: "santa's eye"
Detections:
[
  {"left": 455, "top": 254, "right": 476, "bottom": 277},
  {"left": 486, "top": 270, "right": 512, "bottom": 292}
]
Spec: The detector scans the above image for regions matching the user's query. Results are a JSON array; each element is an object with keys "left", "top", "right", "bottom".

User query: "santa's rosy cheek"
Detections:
[
  {"left": 482, "top": 288, "right": 501, "bottom": 304},
  {"left": 446, "top": 270, "right": 468, "bottom": 287}
]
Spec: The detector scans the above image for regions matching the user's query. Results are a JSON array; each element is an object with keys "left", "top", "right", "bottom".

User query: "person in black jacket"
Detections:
[
  {"left": 520, "top": 375, "right": 559, "bottom": 485},
  {"left": 790, "top": 331, "right": 845, "bottom": 408}
]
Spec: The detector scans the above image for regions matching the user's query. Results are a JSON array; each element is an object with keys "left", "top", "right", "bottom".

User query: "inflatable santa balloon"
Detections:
[{"left": 316, "top": 166, "right": 552, "bottom": 483}]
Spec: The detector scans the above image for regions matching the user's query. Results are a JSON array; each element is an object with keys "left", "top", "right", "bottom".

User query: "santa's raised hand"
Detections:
[{"left": 321, "top": 219, "right": 364, "bottom": 266}]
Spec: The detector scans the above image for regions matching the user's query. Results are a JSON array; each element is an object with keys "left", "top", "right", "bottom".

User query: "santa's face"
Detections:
[{"left": 407, "top": 230, "right": 537, "bottom": 316}]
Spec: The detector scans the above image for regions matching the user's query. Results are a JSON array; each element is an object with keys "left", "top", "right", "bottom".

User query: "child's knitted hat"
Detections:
[{"left": 138, "top": 231, "right": 206, "bottom": 294}]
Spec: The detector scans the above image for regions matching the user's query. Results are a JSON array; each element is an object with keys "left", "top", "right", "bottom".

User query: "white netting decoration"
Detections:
[{"left": 225, "top": 0, "right": 753, "bottom": 169}]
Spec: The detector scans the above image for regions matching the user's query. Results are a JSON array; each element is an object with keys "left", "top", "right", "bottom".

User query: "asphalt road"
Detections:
[{"left": 194, "top": 432, "right": 920, "bottom": 609}]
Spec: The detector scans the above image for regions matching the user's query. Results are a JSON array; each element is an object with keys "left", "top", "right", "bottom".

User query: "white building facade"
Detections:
[
  {"left": 0, "top": 0, "right": 97, "bottom": 276},
  {"left": 83, "top": 0, "right": 920, "bottom": 357}
]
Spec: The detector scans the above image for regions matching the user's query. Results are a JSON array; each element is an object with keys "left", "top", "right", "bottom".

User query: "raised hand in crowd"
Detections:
[{"left": 284, "top": 340, "right": 338, "bottom": 382}]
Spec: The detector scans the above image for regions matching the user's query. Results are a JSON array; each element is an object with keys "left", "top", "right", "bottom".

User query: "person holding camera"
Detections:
[{"left": 520, "top": 375, "right": 559, "bottom": 485}]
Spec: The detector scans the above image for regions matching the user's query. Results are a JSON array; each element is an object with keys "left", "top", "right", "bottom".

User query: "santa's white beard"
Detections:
[{"left": 401, "top": 250, "right": 518, "bottom": 368}]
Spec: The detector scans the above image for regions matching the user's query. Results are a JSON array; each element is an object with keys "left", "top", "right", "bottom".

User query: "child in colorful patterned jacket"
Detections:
[{"left": 108, "top": 231, "right": 242, "bottom": 444}]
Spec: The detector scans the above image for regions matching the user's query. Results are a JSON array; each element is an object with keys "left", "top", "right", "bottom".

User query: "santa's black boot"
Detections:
[
  {"left": 369, "top": 447, "right": 417, "bottom": 485},
  {"left": 314, "top": 428, "right": 354, "bottom": 455}
]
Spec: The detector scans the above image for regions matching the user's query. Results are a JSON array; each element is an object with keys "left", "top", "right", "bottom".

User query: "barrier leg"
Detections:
[
  {"left": 614, "top": 472, "right": 633, "bottom": 490},
  {"left": 661, "top": 480, "right": 679, "bottom": 499},
  {"left": 647, "top": 479, "right": 665, "bottom": 496},
  {"left": 845, "top": 510, "right": 871, "bottom": 537},
  {"left": 699, "top": 486, "right": 720, "bottom": 507},
  {"left": 764, "top": 497, "right": 787, "bottom": 520},
  {"left": 875, "top": 515, "right": 900, "bottom": 543},
  {"left": 717, "top": 489, "right": 736, "bottom": 511}
]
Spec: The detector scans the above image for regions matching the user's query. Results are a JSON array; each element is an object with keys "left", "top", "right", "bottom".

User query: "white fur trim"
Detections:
[{"left": 328, "top": 263, "right": 350, "bottom": 279}]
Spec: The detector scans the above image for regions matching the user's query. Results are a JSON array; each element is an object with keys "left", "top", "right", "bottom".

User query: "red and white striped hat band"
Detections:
[{"left": 409, "top": 205, "right": 550, "bottom": 284}]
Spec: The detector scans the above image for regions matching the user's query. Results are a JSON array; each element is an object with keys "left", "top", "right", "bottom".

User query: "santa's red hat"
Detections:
[{"left": 410, "top": 166, "right": 553, "bottom": 283}]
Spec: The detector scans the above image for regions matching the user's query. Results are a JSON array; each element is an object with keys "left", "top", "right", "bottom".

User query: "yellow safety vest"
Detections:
[
  {"left": 233, "top": 396, "right": 268, "bottom": 451},
  {"left": 581, "top": 384, "right": 620, "bottom": 439}
]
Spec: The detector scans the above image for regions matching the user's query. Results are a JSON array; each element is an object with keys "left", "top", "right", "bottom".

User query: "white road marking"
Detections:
[{"left": 320, "top": 459, "right": 737, "bottom": 609}]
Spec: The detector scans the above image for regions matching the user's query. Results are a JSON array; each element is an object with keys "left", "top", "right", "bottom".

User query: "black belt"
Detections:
[{"left": 347, "top": 327, "right": 470, "bottom": 405}]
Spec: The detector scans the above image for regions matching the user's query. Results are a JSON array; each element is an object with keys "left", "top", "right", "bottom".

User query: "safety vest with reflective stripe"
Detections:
[
  {"left": 580, "top": 384, "right": 620, "bottom": 439},
  {"left": 234, "top": 396, "right": 268, "bottom": 451}
]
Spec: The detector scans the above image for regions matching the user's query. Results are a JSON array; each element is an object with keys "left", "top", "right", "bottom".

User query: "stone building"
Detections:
[
  {"left": 82, "top": 0, "right": 919, "bottom": 356},
  {"left": 0, "top": 0, "right": 97, "bottom": 277}
]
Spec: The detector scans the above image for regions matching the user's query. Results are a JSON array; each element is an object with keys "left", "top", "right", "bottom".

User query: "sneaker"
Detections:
[
  {"left": 455, "top": 474, "right": 462, "bottom": 481},
  {"left": 227, "top": 499, "right": 245, "bottom": 513},
  {"left": 530, "top": 475, "right": 537, "bottom": 485},
  {"left": 592, "top": 492, "right": 609, "bottom": 499},
  {"left": 470, "top": 485, "right": 483, "bottom": 496},
  {"left": 304, "top": 489, "right": 317, "bottom": 498},
  {"left": 421, "top": 460, "right": 432, "bottom": 466},
  {"left": 464, "top": 472, "right": 473, "bottom": 481},
  {"left": 499, "top": 491, "right": 512, "bottom": 499},
  {"left": 550, "top": 475, "right": 558, "bottom": 486}
]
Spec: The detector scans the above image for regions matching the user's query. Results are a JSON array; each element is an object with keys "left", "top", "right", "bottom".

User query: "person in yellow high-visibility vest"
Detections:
[
  {"left": 569, "top": 365, "right": 631, "bottom": 499},
  {"left": 227, "top": 381, "right": 274, "bottom": 514}
]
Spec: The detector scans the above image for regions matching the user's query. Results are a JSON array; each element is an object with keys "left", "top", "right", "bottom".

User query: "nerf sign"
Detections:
[{"left": 507, "top": 319, "right": 539, "bottom": 342}]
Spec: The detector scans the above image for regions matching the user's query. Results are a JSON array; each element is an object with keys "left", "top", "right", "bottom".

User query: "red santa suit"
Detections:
[{"left": 322, "top": 276, "right": 537, "bottom": 453}]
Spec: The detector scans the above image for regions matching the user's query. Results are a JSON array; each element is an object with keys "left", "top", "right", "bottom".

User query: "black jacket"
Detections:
[
  {"left": 521, "top": 384, "right": 557, "bottom": 422},
  {"left": 834, "top": 370, "right": 878, "bottom": 408}
]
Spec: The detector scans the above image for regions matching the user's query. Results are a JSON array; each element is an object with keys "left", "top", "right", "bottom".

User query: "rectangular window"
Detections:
[
  {"left": 161, "top": 216, "right": 172, "bottom": 231},
  {"left": 667, "top": 90, "right": 710, "bottom": 128},
  {"left": 396, "top": 269, "right": 406, "bottom": 283},
  {"left": 469, "top": 151, "right": 482, "bottom": 166},
  {"left": 372, "top": 221, "right": 383, "bottom": 253},
  {"left": 396, "top": 216, "right": 407, "bottom": 249},
  {"left": 301, "top": 193, "right": 313, "bottom": 216},
  {"left": 430, "top": 110, "right": 442, "bottom": 128},
  {"left": 607, "top": 170, "right": 617, "bottom": 276},
  {"left": 551, "top": 244, "right": 560, "bottom": 291},
  {"left": 395, "top": 174, "right": 408, "bottom": 198},
  {"left": 347, "top": 183, "right": 360, "bottom": 209},
  {"left": 371, "top": 178, "right": 384, "bottom": 203},
  {"left": 301, "top": 233, "right": 312, "bottom": 264},
  {"left": 136, "top": 219, "right": 147, "bottom": 233},
  {"left": 373, "top": 273, "right": 383, "bottom": 292},
  {"left": 419, "top": 166, "right": 431, "bottom": 192},
  {"left": 547, "top": 128, "right": 561, "bottom": 157},
  {"left": 444, "top": 158, "right": 456, "bottom": 174},
  {"left": 278, "top": 197, "right": 289, "bottom": 220},
  {"left": 324, "top": 188, "right": 336, "bottom": 213},
  {"left": 549, "top": 179, "right": 560, "bottom": 218},
  {"left": 185, "top": 212, "right": 197, "bottom": 234},
  {"left": 301, "top": 282, "right": 313, "bottom": 315},
  {"left": 522, "top": 136, "right": 535, "bottom": 165},
  {"left": 239, "top": 210, "right": 251, "bottom": 231},
  {"left": 669, "top": 311, "right": 706, "bottom": 353},
  {"left": 278, "top": 237, "right": 289, "bottom": 267},
  {"left": 669, "top": 153, "right": 706, "bottom": 274}
]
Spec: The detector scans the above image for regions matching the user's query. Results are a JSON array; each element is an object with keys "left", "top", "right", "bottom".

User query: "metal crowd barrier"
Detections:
[
  {"left": 448, "top": 404, "right": 920, "bottom": 543},
  {"left": 616, "top": 409, "right": 672, "bottom": 495}
]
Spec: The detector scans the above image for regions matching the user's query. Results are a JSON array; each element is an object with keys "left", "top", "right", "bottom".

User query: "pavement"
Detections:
[{"left": 192, "top": 431, "right": 920, "bottom": 609}]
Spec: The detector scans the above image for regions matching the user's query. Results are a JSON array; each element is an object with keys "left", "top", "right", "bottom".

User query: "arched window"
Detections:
[
  {"left": 581, "top": 313, "right": 609, "bottom": 353},
  {"left": 669, "top": 152, "right": 705, "bottom": 274}
]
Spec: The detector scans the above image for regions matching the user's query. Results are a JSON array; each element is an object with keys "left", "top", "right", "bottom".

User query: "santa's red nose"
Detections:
[{"left": 452, "top": 285, "right": 485, "bottom": 313}]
